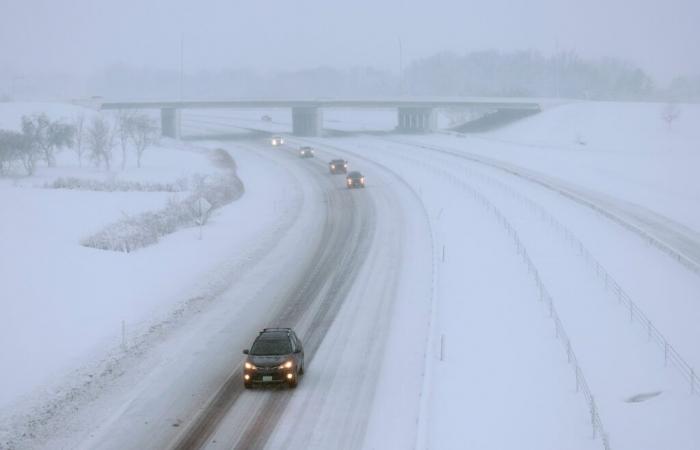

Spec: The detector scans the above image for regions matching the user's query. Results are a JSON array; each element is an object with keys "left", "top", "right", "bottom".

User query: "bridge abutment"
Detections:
[
  {"left": 160, "top": 108, "right": 181, "bottom": 138},
  {"left": 292, "top": 107, "right": 323, "bottom": 136},
  {"left": 397, "top": 107, "right": 436, "bottom": 133}
]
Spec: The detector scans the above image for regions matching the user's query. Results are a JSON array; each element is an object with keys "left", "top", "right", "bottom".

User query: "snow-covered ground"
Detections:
[{"left": 2, "top": 100, "right": 699, "bottom": 450}]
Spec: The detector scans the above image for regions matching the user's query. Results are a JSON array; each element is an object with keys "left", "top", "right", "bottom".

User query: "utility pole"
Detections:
[
  {"left": 554, "top": 40, "right": 560, "bottom": 98},
  {"left": 179, "top": 33, "right": 184, "bottom": 101},
  {"left": 398, "top": 37, "right": 403, "bottom": 96}
]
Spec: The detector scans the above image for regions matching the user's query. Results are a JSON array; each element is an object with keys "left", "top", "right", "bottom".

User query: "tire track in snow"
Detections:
[{"left": 170, "top": 143, "right": 376, "bottom": 450}]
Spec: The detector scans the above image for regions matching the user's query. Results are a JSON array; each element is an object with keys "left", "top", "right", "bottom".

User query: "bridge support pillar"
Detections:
[
  {"left": 397, "top": 107, "right": 436, "bottom": 133},
  {"left": 160, "top": 108, "right": 181, "bottom": 138},
  {"left": 292, "top": 107, "right": 323, "bottom": 136}
]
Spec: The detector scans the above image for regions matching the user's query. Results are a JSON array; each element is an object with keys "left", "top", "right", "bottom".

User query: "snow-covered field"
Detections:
[{"left": 1, "top": 100, "right": 699, "bottom": 450}]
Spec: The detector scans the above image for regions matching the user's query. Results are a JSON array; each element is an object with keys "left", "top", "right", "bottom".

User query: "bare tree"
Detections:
[
  {"left": 21, "top": 114, "right": 49, "bottom": 166},
  {"left": 47, "top": 121, "right": 75, "bottom": 159},
  {"left": 87, "top": 115, "right": 115, "bottom": 170},
  {"left": 20, "top": 115, "right": 43, "bottom": 174},
  {"left": 115, "top": 110, "right": 135, "bottom": 170},
  {"left": 128, "top": 114, "right": 159, "bottom": 168},
  {"left": 0, "top": 130, "right": 24, "bottom": 175},
  {"left": 74, "top": 114, "right": 86, "bottom": 167},
  {"left": 661, "top": 103, "right": 681, "bottom": 130},
  {"left": 20, "top": 113, "right": 74, "bottom": 167}
]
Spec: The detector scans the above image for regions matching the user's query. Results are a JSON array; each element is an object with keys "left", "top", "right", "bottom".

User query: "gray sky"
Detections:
[{"left": 1, "top": 0, "right": 699, "bottom": 83}]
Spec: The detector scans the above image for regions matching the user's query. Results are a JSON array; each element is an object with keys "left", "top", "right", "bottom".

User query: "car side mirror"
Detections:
[{"left": 243, "top": 349, "right": 249, "bottom": 354}]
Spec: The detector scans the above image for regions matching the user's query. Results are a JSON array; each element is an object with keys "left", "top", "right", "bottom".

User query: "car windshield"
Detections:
[{"left": 250, "top": 338, "right": 291, "bottom": 355}]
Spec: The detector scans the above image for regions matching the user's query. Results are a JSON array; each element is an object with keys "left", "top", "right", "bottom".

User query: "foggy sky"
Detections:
[{"left": 1, "top": 0, "right": 699, "bottom": 84}]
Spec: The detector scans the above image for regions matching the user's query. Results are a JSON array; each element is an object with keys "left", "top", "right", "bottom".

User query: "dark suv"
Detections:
[
  {"left": 346, "top": 171, "right": 365, "bottom": 189},
  {"left": 299, "top": 146, "right": 315, "bottom": 158},
  {"left": 243, "top": 328, "right": 305, "bottom": 388},
  {"left": 329, "top": 159, "right": 348, "bottom": 174}
]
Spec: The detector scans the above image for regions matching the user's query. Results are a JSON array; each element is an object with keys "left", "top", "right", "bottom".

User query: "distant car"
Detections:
[
  {"left": 271, "top": 136, "right": 284, "bottom": 146},
  {"left": 243, "top": 328, "right": 304, "bottom": 388},
  {"left": 261, "top": 115, "right": 272, "bottom": 122},
  {"left": 329, "top": 159, "right": 348, "bottom": 174},
  {"left": 346, "top": 171, "right": 365, "bottom": 189},
  {"left": 299, "top": 146, "right": 315, "bottom": 158}
]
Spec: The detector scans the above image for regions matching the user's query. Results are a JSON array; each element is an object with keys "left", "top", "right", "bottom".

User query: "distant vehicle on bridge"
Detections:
[
  {"left": 346, "top": 171, "right": 365, "bottom": 189},
  {"left": 329, "top": 159, "right": 348, "bottom": 174},
  {"left": 261, "top": 115, "right": 272, "bottom": 122},
  {"left": 299, "top": 146, "right": 315, "bottom": 158},
  {"left": 271, "top": 136, "right": 284, "bottom": 146}
]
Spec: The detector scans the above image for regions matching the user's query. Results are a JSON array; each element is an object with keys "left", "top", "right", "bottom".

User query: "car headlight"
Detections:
[
  {"left": 279, "top": 361, "right": 293, "bottom": 369},
  {"left": 245, "top": 362, "right": 256, "bottom": 370}
]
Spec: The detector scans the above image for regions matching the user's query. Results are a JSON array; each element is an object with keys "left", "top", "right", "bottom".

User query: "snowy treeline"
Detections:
[
  {"left": 0, "top": 112, "right": 159, "bottom": 175},
  {"left": 3, "top": 51, "right": 699, "bottom": 102},
  {"left": 79, "top": 50, "right": 693, "bottom": 101},
  {"left": 403, "top": 50, "right": 655, "bottom": 99},
  {"left": 0, "top": 114, "right": 74, "bottom": 175},
  {"left": 82, "top": 149, "right": 244, "bottom": 253}
]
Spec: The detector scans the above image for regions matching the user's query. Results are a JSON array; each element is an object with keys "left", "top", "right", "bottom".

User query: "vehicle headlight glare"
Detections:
[{"left": 245, "top": 362, "right": 256, "bottom": 370}]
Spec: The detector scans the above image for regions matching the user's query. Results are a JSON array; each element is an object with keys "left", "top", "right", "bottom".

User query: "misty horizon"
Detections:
[{"left": 2, "top": 0, "right": 699, "bottom": 100}]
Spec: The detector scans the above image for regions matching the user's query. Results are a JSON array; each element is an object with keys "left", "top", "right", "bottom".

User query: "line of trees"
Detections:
[
  {"left": 0, "top": 111, "right": 159, "bottom": 175},
  {"left": 0, "top": 114, "right": 75, "bottom": 175},
  {"left": 83, "top": 50, "right": 676, "bottom": 101}
]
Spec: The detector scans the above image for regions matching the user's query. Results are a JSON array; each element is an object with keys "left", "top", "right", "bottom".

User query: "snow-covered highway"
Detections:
[{"left": 2, "top": 102, "right": 700, "bottom": 450}]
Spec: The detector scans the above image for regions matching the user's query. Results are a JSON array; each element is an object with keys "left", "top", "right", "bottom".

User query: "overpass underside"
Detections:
[
  {"left": 161, "top": 107, "right": 439, "bottom": 138},
  {"left": 147, "top": 101, "right": 542, "bottom": 138}
]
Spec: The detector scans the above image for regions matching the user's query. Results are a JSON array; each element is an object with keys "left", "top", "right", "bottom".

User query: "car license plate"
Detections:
[{"left": 263, "top": 376, "right": 273, "bottom": 382}]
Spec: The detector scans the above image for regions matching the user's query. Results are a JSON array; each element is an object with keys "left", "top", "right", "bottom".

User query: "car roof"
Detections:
[
  {"left": 256, "top": 331, "right": 291, "bottom": 340},
  {"left": 330, "top": 159, "right": 346, "bottom": 163},
  {"left": 348, "top": 171, "right": 362, "bottom": 176}
]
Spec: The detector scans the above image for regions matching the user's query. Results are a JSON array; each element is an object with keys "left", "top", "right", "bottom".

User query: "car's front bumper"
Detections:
[{"left": 244, "top": 367, "right": 295, "bottom": 384}]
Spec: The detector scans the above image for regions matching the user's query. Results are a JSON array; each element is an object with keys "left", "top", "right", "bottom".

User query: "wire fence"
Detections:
[
  {"left": 410, "top": 160, "right": 612, "bottom": 449},
  {"left": 463, "top": 178, "right": 611, "bottom": 449},
  {"left": 397, "top": 138, "right": 700, "bottom": 277},
  {"left": 389, "top": 140, "right": 699, "bottom": 398},
  {"left": 458, "top": 164, "right": 700, "bottom": 397}
]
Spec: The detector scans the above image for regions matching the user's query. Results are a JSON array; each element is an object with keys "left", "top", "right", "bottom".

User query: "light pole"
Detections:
[{"left": 179, "top": 33, "right": 184, "bottom": 101}]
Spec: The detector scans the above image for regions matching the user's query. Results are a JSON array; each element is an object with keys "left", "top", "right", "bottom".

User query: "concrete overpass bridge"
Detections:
[{"left": 98, "top": 97, "right": 544, "bottom": 138}]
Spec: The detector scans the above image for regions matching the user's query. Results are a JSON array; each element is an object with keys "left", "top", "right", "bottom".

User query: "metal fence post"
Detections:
[
  {"left": 590, "top": 397, "right": 597, "bottom": 439},
  {"left": 121, "top": 320, "right": 126, "bottom": 351},
  {"left": 630, "top": 302, "right": 634, "bottom": 322}
]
